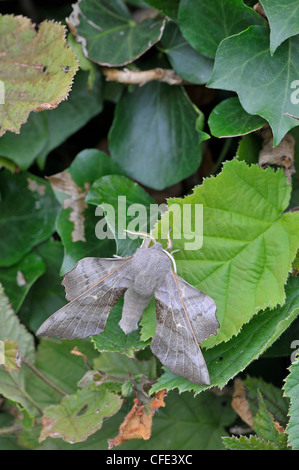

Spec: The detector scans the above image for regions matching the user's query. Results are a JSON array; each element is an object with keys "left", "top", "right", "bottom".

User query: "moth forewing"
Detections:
[{"left": 152, "top": 270, "right": 219, "bottom": 385}]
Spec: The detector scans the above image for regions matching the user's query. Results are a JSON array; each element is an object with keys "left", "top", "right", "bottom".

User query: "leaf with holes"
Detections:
[{"left": 0, "top": 15, "right": 78, "bottom": 137}]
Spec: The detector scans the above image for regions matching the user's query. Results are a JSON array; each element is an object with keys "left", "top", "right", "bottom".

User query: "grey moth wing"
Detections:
[
  {"left": 151, "top": 270, "right": 219, "bottom": 385},
  {"left": 36, "top": 257, "right": 133, "bottom": 340}
]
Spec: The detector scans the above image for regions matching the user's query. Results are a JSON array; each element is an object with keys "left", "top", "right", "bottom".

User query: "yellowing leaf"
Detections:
[{"left": 0, "top": 15, "right": 79, "bottom": 136}]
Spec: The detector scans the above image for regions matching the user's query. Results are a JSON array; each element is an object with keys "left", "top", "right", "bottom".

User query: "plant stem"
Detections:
[{"left": 23, "top": 356, "right": 68, "bottom": 397}]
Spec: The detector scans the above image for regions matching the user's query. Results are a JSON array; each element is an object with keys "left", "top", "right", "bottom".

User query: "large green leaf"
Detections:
[
  {"left": 155, "top": 159, "right": 299, "bottom": 348},
  {"left": 0, "top": 70, "right": 103, "bottom": 170},
  {"left": 87, "top": 174, "right": 156, "bottom": 257},
  {"left": 0, "top": 171, "right": 59, "bottom": 267},
  {"left": 146, "top": 0, "right": 180, "bottom": 19},
  {"left": 67, "top": 0, "right": 165, "bottom": 66},
  {"left": 109, "top": 82, "right": 206, "bottom": 190},
  {"left": 208, "top": 26, "right": 299, "bottom": 146},
  {"left": 150, "top": 275, "right": 299, "bottom": 394},
  {"left": 0, "top": 252, "right": 45, "bottom": 312},
  {"left": 284, "top": 356, "right": 299, "bottom": 449},
  {"left": 48, "top": 149, "right": 122, "bottom": 274},
  {"left": 18, "top": 239, "right": 66, "bottom": 333},
  {"left": 208, "top": 97, "right": 266, "bottom": 138},
  {"left": 160, "top": 22, "right": 214, "bottom": 85},
  {"left": 0, "top": 15, "right": 78, "bottom": 136},
  {"left": 260, "top": 0, "right": 299, "bottom": 54},
  {"left": 178, "top": 0, "right": 265, "bottom": 58}
]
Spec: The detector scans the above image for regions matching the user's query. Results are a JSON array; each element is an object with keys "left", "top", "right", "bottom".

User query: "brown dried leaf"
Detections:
[
  {"left": 231, "top": 378, "right": 254, "bottom": 428},
  {"left": 108, "top": 390, "right": 167, "bottom": 449}
]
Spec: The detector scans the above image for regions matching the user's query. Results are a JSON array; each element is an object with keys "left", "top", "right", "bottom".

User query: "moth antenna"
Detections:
[
  {"left": 113, "top": 254, "right": 124, "bottom": 258},
  {"left": 166, "top": 228, "right": 173, "bottom": 251},
  {"left": 163, "top": 249, "right": 177, "bottom": 273},
  {"left": 123, "top": 229, "right": 157, "bottom": 244},
  {"left": 170, "top": 249, "right": 181, "bottom": 255}
]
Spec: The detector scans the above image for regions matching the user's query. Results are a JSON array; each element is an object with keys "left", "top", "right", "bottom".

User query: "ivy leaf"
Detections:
[
  {"left": 208, "top": 26, "right": 299, "bottom": 146},
  {"left": 0, "top": 171, "right": 59, "bottom": 267},
  {"left": 67, "top": 0, "right": 165, "bottom": 66},
  {"left": 160, "top": 22, "right": 214, "bottom": 85},
  {"left": 109, "top": 82, "right": 205, "bottom": 190},
  {"left": 284, "top": 356, "right": 299, "bottom": 449},
  {"left": 0, "top": 252, "right": 45, "bottom": 312},
  {"left": 0, "top": 15, "right": 78, "bottom": 136},
  {"left": 208, "top": 97, "right": 266, "bottom": 138},
  {"left": 146, "top": 0, "right": 180, "bottom": 19},
  {"left": 39, "top": 386, "right": 123, "bottom": 444},
  {"left": 178, "top": 0, "right": 265, "bottom": 58},
  {"left": 260, "top": 0, "right": 299, "bottom": 54},
  {"left": 87, "top": 175, "right": 156, "bottom": 257},
  {"left": 150, "top": 275, "right": 299, "bottom": 394},
  {"left": 48, "top": 149, "right": 122, "bottom": 274}
]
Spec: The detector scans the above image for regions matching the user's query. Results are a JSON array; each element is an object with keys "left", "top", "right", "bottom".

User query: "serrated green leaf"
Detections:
[
  {"left": 253, "top": 390, "right": 289, "bottom": 449},
  {"left": 150, "top": 259, "right": 299, "bottom": 394},
  {"left": 208, "top": 97, "right": 266, "bottom": 138},
  {"left": 0, "top": 15, "right": 78, "bottom": 136},
  {"left": 0, "top": 171, "right": 59, "bottom": 267},
  {"left": 208, "top": 26, "right": 299, "bottom": 146},
  {"left": 39, "top": 386, "right": 122, "bottom": 443},
  {"left": 67, "top": 0, "right": 165, "bottom": 66},
  {"left": 284, "top": 356, "right": 299, "bottom": 449},
  {"left": 109, "top": 82, "right": 205, "bottom": 190},
  {"left": 87, "top": 174, "right": 156, "bottom": 257},
  {"left": 222, "top": 434, "right": 279, "bottom": 450},
  {"left": 160, "top": 22, "right": 214, "bottom": 84},
  {"left": 260, "top": 0, "right": 299, "bottom": 54},
  {"left": 178, "top": 0, "right": 265, "bottom": 58},
  {"left": 156, "top": 159, "right": 299, "bottom": 348}
]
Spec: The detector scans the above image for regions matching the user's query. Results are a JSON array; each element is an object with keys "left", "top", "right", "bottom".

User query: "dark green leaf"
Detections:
[
  {"left": 0, "top": 171, "right": 59, "bottom": 267},
  {"left": 68, "top": 0, "right": 165, "bottom": 66},
  {"left": 109, "top": 82, "right": 205, "bottom": 190},
  {"left": 161, "top": 22, "right": 214, "bottom": 84},
  {"left": 87, "top": 174, "right": 156, "bottom": 256},
  {"left": 208, "top": 26, "right": 299, "bottom": 146},
  {"left": 178, "top": 0, "right": 265, "bottom": 58},
  {"left": 260, "top": 0, "right": 299, "bottom": 54},
  {"left": 284, "top": 356, "right": 299, "bottom": 449},
  {"left": 146, "top": 0, "right": 180, "bottom": 19},
  {"left": 208, "top": 97, "right": 266, "bottom": 138}
]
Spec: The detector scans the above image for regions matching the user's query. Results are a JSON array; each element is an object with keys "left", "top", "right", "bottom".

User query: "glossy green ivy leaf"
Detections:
[
  {"left": 284, "top": 356, "right": 299, "bottom": 449},
  {"left": 18, "top": 239, "right": 65, "bottom": 333},
  {"left": 48, "top": 149, "right": 122, "bottom": 274},
  {"left": 260, "top": 0, "right": 299, "bottom": 54},
  {"left": 0, "top": 252, "right": 45, "bottom": 312},
  {"left": 0, "top": 70, "right": 103, "bottom": 170},
  {"left": 160, "top": 22, "right": 214, "bottom": 84},
  {"left": 109, "top": 82, "right": 205, "bottom": 190},
  {"left": 0, "top": 15, "right": 78, "bottom": 137},
  {"left": 0, "top": 171, "right": 59, "bottom": 267},
  {"left": 208, "top": 97, "right": 266, "bottom": 138},
  {"left": 87, "top": 175, "right": 156, "bottom": 257},
  {"left": 67, "top": 0, "right": 165, "bottom": 66},
  {"left": 208, "top": 26, "right": 299, "bottom": 146},
  {"left": 150, "top": 275, "right": 299, "bottom": 394},
  {"left": 178, "top": 0, "right": 265, "bottom": 58},
  {"left": 146, "top": 0, "right": 180, "bottom": 19}
]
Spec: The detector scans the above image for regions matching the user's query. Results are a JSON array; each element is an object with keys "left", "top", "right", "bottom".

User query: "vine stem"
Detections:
[{"left": 22, "top": 356, "right": 68, "bottom": 397}]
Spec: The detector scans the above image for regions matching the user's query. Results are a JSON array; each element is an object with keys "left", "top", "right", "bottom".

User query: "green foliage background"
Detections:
[{"left": 0, "top": 0, "right": 299, "bottom": 450}]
